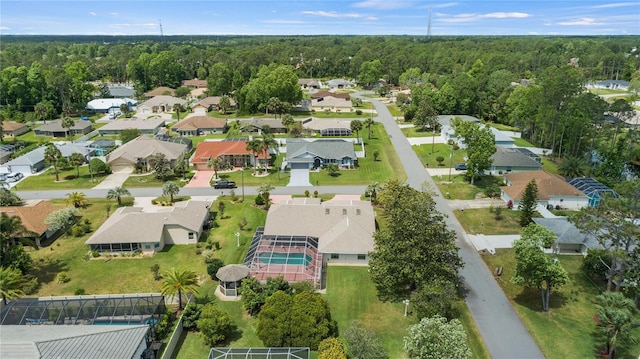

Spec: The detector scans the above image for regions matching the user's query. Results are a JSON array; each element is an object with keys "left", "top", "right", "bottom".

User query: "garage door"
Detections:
[{"left": 288, "top": 163, "right": 312, "bottom": 187}]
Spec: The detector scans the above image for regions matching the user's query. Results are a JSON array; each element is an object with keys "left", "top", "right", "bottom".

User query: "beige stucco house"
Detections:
[{"left": 106, "top": 135, "right": 187, "bottom": 172}]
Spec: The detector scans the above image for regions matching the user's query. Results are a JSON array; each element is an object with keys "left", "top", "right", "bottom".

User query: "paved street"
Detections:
[{"left": 363, "top": 94, "right": 544, "bottom": 359}]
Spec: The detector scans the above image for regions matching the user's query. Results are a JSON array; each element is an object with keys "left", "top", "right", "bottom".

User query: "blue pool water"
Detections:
[{"left": 258, "top": 252, "right": 312, "bottom": 265}]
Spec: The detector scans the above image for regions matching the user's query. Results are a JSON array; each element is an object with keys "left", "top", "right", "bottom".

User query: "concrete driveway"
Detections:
[
  {"left": 185, "top": 171, "right": 214, "bottom": 188},
  {"left": 287, "top": 164, "right": 312, "bottom": 187},
  {"left": 92, "top": 168, "right": 133, "bottom": 190}
]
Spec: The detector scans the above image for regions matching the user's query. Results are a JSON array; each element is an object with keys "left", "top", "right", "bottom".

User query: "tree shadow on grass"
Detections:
[
  {"left": 220, "top": 323, "right": 243, "bottom": 345},
  {"left": 513, "top": 288, "right": 569, "bottom": 312},
  {"left": 33, "top": 257, "right": 68, "bottom": 284}
]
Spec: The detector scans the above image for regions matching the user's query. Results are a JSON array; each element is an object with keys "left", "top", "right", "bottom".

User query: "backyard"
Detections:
[{"left": 482, "top": 250, "right": 640, "bottom": 359}]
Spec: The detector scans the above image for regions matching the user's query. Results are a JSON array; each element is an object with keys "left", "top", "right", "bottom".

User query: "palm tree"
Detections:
[
  {"left": 258, "top": 184, "right": 275, "bottom": 204},
  {"left": 365, "top": 117, "right": 374, "bottom": 140},
  {"left": 161, "top": 267, "right": 199, "bottom": 309},
  {"left": 0, "top": 266, "right": 26, "bottom": 305},
  {"left": 350, "top": 119, "right": 363, "bottom": 139},
  {"left": 106, "top": 186, "right": 131, "bottom": 206},
  {"left": 246, "top": 139, "right": 263, "bottom": 172},
  {"left": 558, "top": 157, "right": 586, "bottom": 178},
  {"left": 68, "top": 153, "right": 85, "bottom": 178},
  {"left": 173, "top": 103, "right": 185, "bottom": 121},
  {"left": 218, "top": 96, "right": 231, "bottom": 115},
  {"left": 162, "top": 181, "right": 180, "bottom": 203},
  {"left": 207, "top": 156, "right": 223, "bottom": 180},
  {"left": 65, "top": 192, "right": 87, "bottom": 208},
  {"left": 44, "top": 143, "right": 63, "bottom": 181},
  {"left": 261, "top": 134, "right": 277, "bottom": 170},
  {"left": 366, "top": 182, "right": 383, "bottom": 204},
  {"left": 1, "top": 212, "right": 38, "bottom": 251},
  {"left": 595, "top": 291, "right": 639, "bottom": 359},
  {"left": 61, "top": 117, "right": 75, "bottom": 142}
]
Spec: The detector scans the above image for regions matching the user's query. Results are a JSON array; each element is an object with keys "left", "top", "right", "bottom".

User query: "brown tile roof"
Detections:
[
  {"left": 1, "top": 121, "right": 27, "bottom": 132},
  {"left": 144, "top": 87, "right": 175, "bottom": 97},
  {"left": 0, "top": 200, "right": 64, "bottom": 235},
  {"left": 502, "top": 170, "right": 586, "bottom": 200},
  {"left": 191, "top": 141, "right": 267, "bottom": 164},
  {"left": 194, "top": 96, "right": 236, "bottom": 108},
  {"left": 310, "top": 91, "right": 350, "bottom": 100},
  {"left": 181, "top": 79, "right": 207, "bottom": 88},
  {"left": 172, "top": 116, "right": 227, "bottom": 131}
]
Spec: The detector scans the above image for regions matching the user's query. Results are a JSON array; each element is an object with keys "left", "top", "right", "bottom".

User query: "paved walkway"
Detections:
[{"left": 362, "top": 94, "right": 544, "bottom": 359}]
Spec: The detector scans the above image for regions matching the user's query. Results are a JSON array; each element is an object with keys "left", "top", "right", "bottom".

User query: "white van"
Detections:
[{"left": 5, "top": 172, "right": 23, "bottom": 182}]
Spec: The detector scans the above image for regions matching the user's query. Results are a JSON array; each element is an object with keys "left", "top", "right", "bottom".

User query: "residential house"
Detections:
[
  {"left": 34, "top": 120, "right": 93, "bottom": 138},
  {"left": 181, "top": 79, "right": 207, "bottom": 88},
  {"left": 490, "top": 127, "right": 515, "bottom": 148},
  {"left": 0, "top": 200, "right": 64, "bottom": 246},
  {"left": 0, "top": 142, "right": 94, "bottom": 175},
  {"left": 533, "top": 217, "right": 599, "bottom": 254},
  {"left": 286, "top": 138, "right": 357, "bottom": 169},
  {"left": 489, "top": 146, "right": 543, "bottom": 175},
  {"left": 242, "top": 198, "right": 375, "bottom": 285},
  {"left": 171, "top": 116, "right": 227, "bottom": 136},
  {"left": 188, "top": 88, "right": 207, "bottom": 100},
  {"left": 105, "top": 135, "right": 187, "bottom": 172},
  {"left": 310, "top": 91, "right": 350, "bottom": 101},
  {"left": 437, "top": 115, "right": 481, "bottom": 147},
  {"left": 136, "top": 96, "right": 186, "bottom": 115},
  {"left": 310, "top": 96, "right": 353, "bottom": 113},
  {"left": 301, "top": 117, "right": 353, "bottom": 137},
  {"left": 325, "top": 79, "right": 353, "bottom": 90},
  {"left": 97, "top": 117, "right": 166, "bottom": 136},
  {"left": 192, "top": 96, "right": 236, "bottom": 115},
  {"left": 0, "top": 150, "right": 10, "bottom": 165},
  {"left": 1, "top": 121, "right": 29, "bottom": 137},
  {"left": 238, "top": 118, "right": 287, "bottom": 133},
  {"left": 85, "top": 200, "right": 210, "bottom": 254},
  {"left": 191, "top": 140, "right": 268, "bottom": 170},
  {"left": 298, "top": 78, "right": 319, "bottom": 90},
  {"left": 86, "top": 98, "right": 137, "bottom": 114},
  {"left": 501, "top": 170, "right": 589, "bottom": 210},
  {"left": 107, "top": 84, "right": 135, "bottom": 98},
  {"left": 143, "top": 86, "right": 175, "bottom": 97},
  {"left": 566, "top": 177, "right": 617, "bottom": 207}
]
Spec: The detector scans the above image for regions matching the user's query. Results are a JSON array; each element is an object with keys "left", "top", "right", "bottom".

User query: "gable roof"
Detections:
[
  {"left": 106, "top": 135, "right": 187, "bottom": 164},
  {"left": 310, "top": 91, "right": 350, "bottom": 100},
  {"left": 194, "top": 96, "right": 236, "bottom": 108},
  {"left": 172, "top": 116, "right": 227, "bottom": 131},
  {"left": 98, "top": 117, "right": 165, "bottom": 132},
  {"left": 533, "top": 217, "right": 599, "bottom": 248},
  {"left": 144, "top": 86, "right": 175, "bottom": 97},
  {"left": 182, "top": 78, "right": 207, "bottom": 88},
  {"left": 1, "top": 121, "right": 27, "bottom": 132},
  {"left": 85, "top": 200, "right": 210, "bottom": 245},
  {"left": 138, "top": 95, "right": 186, "bottom": 108},
  {"left": 286, "top": 138, "right": 356, "bottom": 162},
  {"left": 238, "top": 118, "right": 286, "bottom": 130},
  {"left": 502, "top": 170, "right": 586, "bottom": 200},
  {"left": 191, "top": 141, "right": 267, "bottom": 163},
  {"left": 263, "top": 199, "right": 375, "bottom": 254},
  {"left": 491, "top": 146, "right": 543, "bottom": 168},
  {"left": 0, "top": 200, "right": 64, "bottom": 236},
  {"left": 35, "top": 119, "right": 92, "bottom": 132}
]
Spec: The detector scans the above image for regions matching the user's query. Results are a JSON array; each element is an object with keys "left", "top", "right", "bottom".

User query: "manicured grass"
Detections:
[
  {"left": 541, "top": 156, "right": 560, "bottom": 175},
  {"left": 183, "top": 133, "right": 228, "bottom": 147},
  {"left": 453, "top": 208, "right": 525, "bottom": 235},
  {"left": 15, "top": 165, "right": 110, "bottom": 190},
  {"left": 309, "top": 123, "right": 406, "bottom": 185},
  {"left": 400, "top": 126, "right": 438, "bottom": 138},
  {"left": 291, "top": 111, "right": 373, "bottom": 119},
  {"left": 211, "top": 167, "right": 291, "bottom": 187},
  {"left": 412, "top": 143, "right": 467, "bottom": 168},
  {"left": 481, "top": 250, "right": 640, "bottom": 359},
  {"left": 123, "top": 173, "right": 189, "bottom": 188},
  {"left": 587, "top": 88, "right": 629, "bottom": 96},
  {"left": 487, "top": 123, "right": 519, "bottom": 131},
  {"left": 386, "top": 104, "right": 403, "bottom": 117},
  {"left": 512, "top": 137, "right": 535, "bottom": 147},
  {"left": 435, "top": 175, "right": 503, "bottom": 200}
]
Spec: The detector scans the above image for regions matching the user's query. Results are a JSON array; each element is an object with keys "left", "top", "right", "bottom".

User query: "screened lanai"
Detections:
[
  {"left": 243, "top": 227, "right": 322, "bottom": 286},
  {"left": 209, "top": 347, "right": 310, "bottom": 359},
  {"left": 0, "top": 293, "right": 165, "bottom": 327}
]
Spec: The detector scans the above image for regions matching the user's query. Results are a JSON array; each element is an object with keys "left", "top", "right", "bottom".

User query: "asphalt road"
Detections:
[{"left": 363, "top": 94, "right": 544, "bottom": 359}]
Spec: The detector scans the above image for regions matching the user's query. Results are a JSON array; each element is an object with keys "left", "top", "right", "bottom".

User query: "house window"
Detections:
[
  {"left": 342, "top": 209, "right": 347, "bottom": 215},
  {"left": 154, "top": 242, "right": 160, "bottom": 248},
  {"left": 331, "top": 253, "right": 339, "bottom": 259},
  {"left": 357, "top": 254, "right": 366, "bottom": 260},
  {"left": 145, "top": 243, "right": 151, "bottom": 250},
  {"left": 188, "top": 232, "right": 195, "bottom": 240},
  {"left": 356, "top": 209, "right": 361, "bottom": 215},
  {"left": 325, "top": 208, "right": 330, "bottom": 215}
]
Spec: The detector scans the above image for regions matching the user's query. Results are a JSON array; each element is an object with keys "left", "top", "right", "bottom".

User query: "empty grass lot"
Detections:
[
  {"left": 400, "top": 126, "right": 438, "bottom": 138},
  {"left": 482, "top": 250, "right": 640, "bottom": 359},
  {"left": 435, "top": 175, "right": 504, "bottom": 200},
  {"left": 453, "top": 208, "right": 527, "bottom": 235},
  {"left": 413, "top": 143, "right": 467, "bottom": 168},
  {"left": 15, "top": 165, "right": 110, "bottom": 190}
]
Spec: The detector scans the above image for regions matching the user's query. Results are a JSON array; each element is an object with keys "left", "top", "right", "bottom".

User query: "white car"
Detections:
[{"left": 5, "top": 172, "right": 23, "bottom": 182}]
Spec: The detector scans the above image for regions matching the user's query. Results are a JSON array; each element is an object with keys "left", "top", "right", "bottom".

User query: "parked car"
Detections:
[
  {"left": 5, "top": 172, "right": 23, "bottom": 182},
  {"left": 454, "top": 163, "right": 467, "bottom": 171},
  {"left": 212, "top": 180, "right": 236, "bottom": 189},
  {"left": 0, "top": 173, "right": 7, "bottom": 181}
]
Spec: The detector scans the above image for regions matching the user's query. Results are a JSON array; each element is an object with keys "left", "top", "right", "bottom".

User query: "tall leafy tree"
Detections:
[
  {"left": 218, "top": 95, "right": 231, "bottom": 114},
  {"left": 343, "top": 321, "right": 389, "bottom": 359},
  {"left": 518, "top": 179, "right": 539, "bottom": 227},
  {"left": 452, "top": 118, "right": 496, "bottom": 184},
  {"left": 0, "top": 266, "right": 26, "bottom": 305},
  {"left": 34, "top": 100, "right": 56, "bottom": 124},
  {"left": 358, "top": 59, "right": 383, "bottom": 88},
  {"left": 68, "top": 152, "right": 85, "bottom": 178},
  {"left": 162, "top": 181, "right": 180, "bottom": 203},
  {"left": 44, "top": 206, "right": 79, "bottom": 236},
  {"left": 161, "top": 267, "right": 199, "bottom": 310},
  {"left": 594, "top": 291, "right": 639, "bottom": 359},
  {"left": 0, "top": 188, "right": 21, "bottom": 206},
  {"left": 148, "top": 153, "right": 173, "bottom": 181},
  {"left": 512, "top": 224, "right": 568, "bottom": 312},
  {"left": 61, "top": 117, "right": 75, "bottom": 141},
  {"left": 237, "top": 64, "right": 302, "bottom": 113},
  {"left": 369, "top": 180, "right": 463, "bottom": 309},
  {"left": 44, "top": 143, "right": 63, "bottom": 181},
  {"left": 414, "top": 99, "right": 439, "bottom": 153},
  {"left": 0, "top": 212, "right": 37, "bottom": 272},
  {"left": 404, "top": 315, "right": 472, "bottom": 359},
  {"left": 106, "top": 186, "right": 131, "bottom": 206},
  {"left": 197, "top": 304, "right": 233, "bottom": 346},
  {"left": 207, "top": 62, "right": 233, "bottom": 96}
]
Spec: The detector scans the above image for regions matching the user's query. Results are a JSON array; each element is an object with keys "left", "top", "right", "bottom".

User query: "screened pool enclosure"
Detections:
[{"left": 209, "top": 348, "right": 310, "bottom": 359}]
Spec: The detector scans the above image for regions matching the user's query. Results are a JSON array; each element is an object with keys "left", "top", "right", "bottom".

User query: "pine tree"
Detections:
[{"left": 519, "top": 179, "right": 538, "bottom": 227}]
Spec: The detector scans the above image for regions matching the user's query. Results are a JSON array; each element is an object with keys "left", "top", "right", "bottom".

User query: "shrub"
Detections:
[
  {"left": 198, "top": 304, "right": 233, "bottom": 346},
  {"left": 355, "top": 109, "right": 363, "bottom": 115},
  {"left": 207, "top": 259, "right": 225, "bottom": 280},
  {"left": 254, "top": 194, "right": 265, "bottom": 206},
  {"left": 313, "top": 190, "right": 319, "bottom": 198},
  {"left": 74, "top": 288, "right": 86, "bottom": 295},
  {"left": 92, "top": 251, "right": 100, "bottom": 257},
  {"left": 182, "top": 302, "right": 204, "bottom": 330},
  {"left": 583, "top": 249, "right": 613, "bottom": 281},
  {"left": 304, "top": 190, "right": 310, "bottom": 197},
  {"left": 150, "top": 264, "right": 162, "bottom": 280},
  {"left": 71, "top": 225, "right": 84, "bottom": 237},
  {"left": 154, "top": 308, "right": 173, "bottom": 339},
  {"left": 494, "top": 206, "right": 503, "bottom": 220},
  {"left": 436, "top": 156, "right": 445, "bottom": 166},
  {"left": 22, "top": 277, "right": 40, "bottom": 295},
  {"left": 56, "top": 272, "right": 70, "bottom": 284}
]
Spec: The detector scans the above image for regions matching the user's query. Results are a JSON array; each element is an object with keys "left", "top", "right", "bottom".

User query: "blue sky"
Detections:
[{"left": 1, "top": 1, "right": 639, "bottom": 36}]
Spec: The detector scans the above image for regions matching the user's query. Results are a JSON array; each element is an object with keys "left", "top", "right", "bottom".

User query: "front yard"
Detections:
[
  {"left": 453, "top": 208, "right": 528, "bottom": 235},
  {"left": 435, "top": 175, "right": 504, "bottom": 200},
  {"left": 15, "top": 165, "right": 110, "bottom": 190}
]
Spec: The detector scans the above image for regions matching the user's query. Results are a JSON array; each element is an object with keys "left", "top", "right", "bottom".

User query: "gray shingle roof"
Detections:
[
  {"left": 4, "top": 142, "right": 92, "bottom": 166},
  {"left": 35, "top": 119, "right": 92, "bottom": 132},
  {"left": 491, "top": 146, "right": 543, "bottom": 168},
  {"left": 532, "top": 217, "right": 599, "bottom": 248},
  {"left": 98, "top": 117, "right": 165, "bottom": 132},
  {"left": 286, "top": 138, "right": 356, "bottom": 163}
]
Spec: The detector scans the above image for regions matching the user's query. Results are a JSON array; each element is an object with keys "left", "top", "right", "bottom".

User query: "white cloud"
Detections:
[
  {"left": 430, "top": 2, "right": 459, "bottom": 9},
  {"left": 352, "top": 0, "right": 414, "bottom": 10},
  {"left": 89, "top": 12, "right": 97, "bottom": 16},
  {"left": 302, "top": 10, "right": 377, "bottom": 20},
  {"left": 590, "top": 2, "right": 638, "bottom": 9},
  {"left": 108, "top": 23, "right": 158, "bottom": 29},
  {"left": 110, "top": 12, "right": 119, "bottom": 16},
  {"left": 263, "top": 20, "right": 304, "bottom": 24},
  {"left": 557, "top": 18, "right": 605, "bottom": 26},
  {"left": 0, "top": 26, "right": 10, "bottom": 31},
  {"left": 438, "top": 11, "right": 531, "bottom": 23}
]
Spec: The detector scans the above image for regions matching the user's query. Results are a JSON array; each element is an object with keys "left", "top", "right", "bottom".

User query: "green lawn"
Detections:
[
  {"left": 387, "top": 104, "right": 403, "bottom": 117},
  {"left": 123, "top": 173, "right": 190, "bottom": 188},
  {"left": 481, "top": 250, "right": 640, "bottom": 359},
  {"left": 435, "top": 175, "right": 503, "bottom": 200},
  {"left": 400, "top": 126, "right": 438, "bottom": 138},
  {"left": 412, "top": 143, "right": 467, "bottom": 168},
  {"left": 15, "top": 165, "right": 110, "bottom": 190},
  {"left": 453, "top": 208, "right": 527, "bottom": 235},
  {"left": 291, "top": 111, "right": 373, "bottom": 119},
  {"left": 487, "top": 123, "right": 520, "bottom": 131},
  {"left": 512, "top": 137, "right": 535, "bottom": 147},
  {"left": 309, "top": 123, "right": 406, "bottom": 185},
  {"left": 541, "top": 156, "right": 560, "bottom": 175}
]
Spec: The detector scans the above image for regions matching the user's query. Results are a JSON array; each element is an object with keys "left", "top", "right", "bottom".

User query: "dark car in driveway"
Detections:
[
  {"left": 212, "top": 180, "right": 236, "bottom": 189},
  {"left": 454, "top": 163, "right": 467, "bottom": 171}
]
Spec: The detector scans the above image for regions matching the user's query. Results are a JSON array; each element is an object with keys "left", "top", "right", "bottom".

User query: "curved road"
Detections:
[{"left": 364, "top": 95, "right": 544, "bottom": 359}]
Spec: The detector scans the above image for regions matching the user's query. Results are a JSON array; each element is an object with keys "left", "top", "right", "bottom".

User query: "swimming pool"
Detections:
[{"left": 258, "top": 252, "right": 312, "bottom": 266}]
